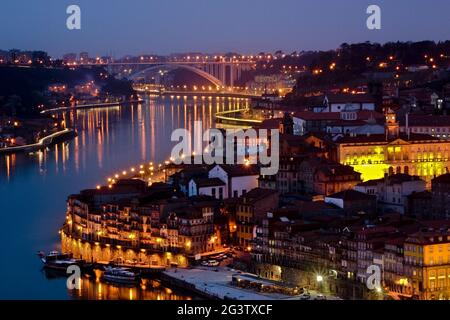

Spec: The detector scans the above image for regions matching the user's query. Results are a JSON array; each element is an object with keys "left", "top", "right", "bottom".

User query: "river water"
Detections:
[{"left": 0, "top": 95, "right": 247, "bottom": 299}]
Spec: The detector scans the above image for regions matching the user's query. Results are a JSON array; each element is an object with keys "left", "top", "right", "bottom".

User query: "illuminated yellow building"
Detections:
[
  {"left": 334, "top": 109, "right": 450, "bottom": 183},
  {"left": 404, "top": 230, "right": 450, "bottom": 300}
]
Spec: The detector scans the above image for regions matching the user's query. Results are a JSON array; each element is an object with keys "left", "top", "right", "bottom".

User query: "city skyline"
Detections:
[
  {"left": 2, "top": 0, "right": 450, "bottom": 303},
  {"left": 1, "top": 0, "right": 450, "bottom": 57}
]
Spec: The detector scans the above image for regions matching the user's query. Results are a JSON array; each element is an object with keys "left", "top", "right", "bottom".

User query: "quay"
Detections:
[
  {"left": 161, "top": 267, "right": 334, "bottom": 300},
  {"left": 92, "top": 261, "right": 166, "bottom": 277},
  {"left": 142, "top": 89, "right": 260, "bottom": 99},
  {"left": 0, "top": 128, "right": 77, "bottom": 155},
  {"left": 214, "top": 109, "right": 263, "bottom": 127},
  {"left": 40, "top": 99, "right": 143, "bottom": 115}
]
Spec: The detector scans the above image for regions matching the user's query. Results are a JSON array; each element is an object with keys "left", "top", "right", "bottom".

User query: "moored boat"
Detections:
[
  {"left": 38, "top": 251, "right": 85, "bottom": 272},
  {"left": 101, "top": 266, "right": 139, "bottom": 284}
]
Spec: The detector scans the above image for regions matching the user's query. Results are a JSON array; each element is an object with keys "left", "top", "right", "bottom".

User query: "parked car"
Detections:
[{"left": 315, "top": 294, "right": 327, "bottom": 300}]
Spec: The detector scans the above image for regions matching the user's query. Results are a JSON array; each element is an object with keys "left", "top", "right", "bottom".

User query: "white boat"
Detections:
[
  {"left": 39, "top": 251, "right": 85, "bottom": 272},
  {"left": 101, "top": 266, "right": 138, "bottom": 284}
]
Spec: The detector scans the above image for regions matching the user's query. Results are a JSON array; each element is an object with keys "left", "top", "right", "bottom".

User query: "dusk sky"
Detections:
[{"left": 1, "top": 0, "right": 449, "bottom": 57}]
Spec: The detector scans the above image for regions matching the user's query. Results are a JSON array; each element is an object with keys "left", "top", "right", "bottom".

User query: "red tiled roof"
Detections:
[
  {"left": 293, "top": 111, "right": 341, "bottom": 121},
  {"left": 356, "top": 110, "right": 385, "bottom": 120},
  {"left": 317, "top": 164, "right": 360, "bottom": 177},
  {"left": 254, "top": 118, "right": 282, "bottom": 130},
  {"left": 401, "top": 114, "right": 450, "bottom": 127},
  {"left": 294, "top": 110, "right": 383, "bottom": 122},
  {"left": 326, "top": 189, "right": 376, "bottom": 201},
  {"left": 356, "top": 179, "right": 382, "bottom": 187},
  {"left": 405, "top": 229, "right": 450, "bottom": 245},
  {"left": 327, "top": 120, "right": 369, "bottom": 126},
  {"left": 240, "top": 188, "right": 278, "bottom": 204},
  {"left": 407, "top": 190, "right": 431, "bottom": 200},
  {"left": 218, "top": 164, "right": 260, "bottom": 177},
  {"left": 357, "top": 174, "right": 424, "bottom": 186},
  {"left": 336, "top": 133, "right": 439, "bottom": 144},
  {"left": 432, "top": 173, "right": 450, "bottom": 184},
  {"left": 312, "top": 93, "right": 376, "bottom": 104},
  {"left": 193, "top": 178, "right": 226, "bottom": 188}
]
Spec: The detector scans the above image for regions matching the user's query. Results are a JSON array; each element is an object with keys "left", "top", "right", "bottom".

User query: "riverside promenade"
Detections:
[
  {"left": 0, "top": 128, "right": 76, "bottom": 154},
  {"left": 162, "top": 267, "right": 340, "bottom": 300},
  {"left": 40, "top": 99, "right": 143, "bottom": 115}
]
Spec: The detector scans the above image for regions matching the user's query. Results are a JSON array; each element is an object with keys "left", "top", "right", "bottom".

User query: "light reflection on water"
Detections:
[
  {"left": 0, "top": 95, "right": 247, "bottom": 299},
  {"left": 43, "top": 270, "right": 195, "bottom": 300}
]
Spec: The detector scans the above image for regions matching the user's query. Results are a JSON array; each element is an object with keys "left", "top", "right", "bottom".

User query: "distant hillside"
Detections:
[{"left": 0, "top": 66, "right": 135, "bottom": 117}]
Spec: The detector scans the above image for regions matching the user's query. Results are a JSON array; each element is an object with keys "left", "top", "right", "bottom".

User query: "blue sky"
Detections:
[{"left": 0, "top": 0, "right": 449, "bottom": 57}]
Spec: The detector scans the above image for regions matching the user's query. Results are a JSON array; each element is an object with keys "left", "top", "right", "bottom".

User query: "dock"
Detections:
[
  {"left": 0, "top": 129, "right": 77, "bottom": 155},
  {"left": 92, "top": 261, "right": 166, "bottom": 277}
]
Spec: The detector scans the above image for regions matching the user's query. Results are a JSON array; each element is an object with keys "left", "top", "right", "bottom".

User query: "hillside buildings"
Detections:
[{"left": 333, "top": 109, "right": 450, "bottom": 182}]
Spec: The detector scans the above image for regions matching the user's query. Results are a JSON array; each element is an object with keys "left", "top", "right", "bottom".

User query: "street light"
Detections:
[{"left": 316, "top": 275, "right": 324, "bottom": 283}]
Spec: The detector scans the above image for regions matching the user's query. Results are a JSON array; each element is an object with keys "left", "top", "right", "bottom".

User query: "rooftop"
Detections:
[
  {"left": 216, "top": 164, "right": 260, "bottom": 177},
  {"left": 401, "top": 114, "right": 450, "bottom": 127},
  {"left": 240, "top": 188, "right": 278, "bottom": 204},
  {"left": 385, "top": 174, "right": 424, "bottom": 185},
  {"left": 432, "top": 173, "right": 450, "bottom": 184},
  {"left": 323, "top": 93, "right": 376, "bottom": 104},
  {"left": 405, "top": 229, "right": 450, "bottom": 245},
  {"left": 326, "top": 189, "right": 376, "bottom": 201},
  {"left": 407, "top": 190, "right": 432, "bottom": 200},
  {"left": 336, "top": 133, "right": 440, "bottom": 144},
  {"left": 192, "top": 177, "right": 226, "bottom": 188}
]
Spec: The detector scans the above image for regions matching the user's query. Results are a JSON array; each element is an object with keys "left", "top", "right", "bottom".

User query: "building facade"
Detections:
[{"left": 334, "top": 109, "right": 450, "bottom": 183}]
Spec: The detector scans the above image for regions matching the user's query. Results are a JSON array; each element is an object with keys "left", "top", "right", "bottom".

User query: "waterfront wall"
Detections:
[
  {"left": 61, "top": 232, "right": 188, "bottom": 267},
  {"left": 0, "top": 129, "right": 76, "bottom": 155},
  {"left": 252, "top": 262, "right": 370, "bottom": 300}
]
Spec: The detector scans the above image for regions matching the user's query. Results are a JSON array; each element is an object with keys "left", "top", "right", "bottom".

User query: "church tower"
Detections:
[{"left": 385, "top": 107, "right": 399, "bottom": 139}]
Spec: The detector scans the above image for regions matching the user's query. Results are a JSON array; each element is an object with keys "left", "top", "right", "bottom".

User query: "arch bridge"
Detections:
[
  {"left": 129, "top": 64, "right": 225, "bottom": 88},
  {"left": 102, "top": 61, "right": 253, "bottom": 87}
]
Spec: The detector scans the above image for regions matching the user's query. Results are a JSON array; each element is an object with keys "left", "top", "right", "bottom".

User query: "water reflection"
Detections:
[
  {"left": 72, "top": 277, "right": 194, "bottom": 300},
  {"left": 0, "top": 95, "right": 246, "bottom": 299},
  {"left": 43, "top": 270, "right": 194, "bottom": 300},
  {"left": 0, "top": 95, "right": 247, "bottom": 181}
]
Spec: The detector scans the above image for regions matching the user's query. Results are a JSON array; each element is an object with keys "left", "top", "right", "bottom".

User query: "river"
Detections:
[{"left": 0, "top": 95, "right": 247, "bottom": 299}]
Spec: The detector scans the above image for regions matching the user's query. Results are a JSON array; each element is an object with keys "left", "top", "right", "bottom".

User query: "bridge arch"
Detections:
[{"left": 129, "top": 64, "right": 224, "bottom": 87}]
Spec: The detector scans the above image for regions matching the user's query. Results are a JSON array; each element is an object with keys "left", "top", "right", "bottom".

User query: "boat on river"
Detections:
[
  {"left": 38, "top": 251, "right": 86, "bottom": 272},
  {"left": 101, "top": 266, "right": 139, "bottom": 284}
]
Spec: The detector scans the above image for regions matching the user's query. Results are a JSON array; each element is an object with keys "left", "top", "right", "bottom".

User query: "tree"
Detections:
[{"left": 3, "top": 95, "right": 22, "bottom": 116}]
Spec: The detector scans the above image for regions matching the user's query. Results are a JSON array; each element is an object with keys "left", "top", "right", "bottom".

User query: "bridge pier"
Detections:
[{"left": 230, "top": 64, "right": 234, "bottom": 88}]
